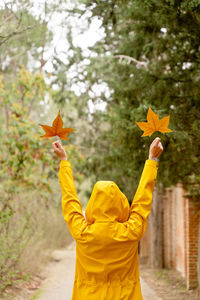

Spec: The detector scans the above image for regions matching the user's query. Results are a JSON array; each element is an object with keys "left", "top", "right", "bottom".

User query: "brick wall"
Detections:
[
  {"left": 140, "top": 185, "right": 200, "bottom": 290},
  {"left": 186, "top": 199, "right": 200, "bottom": 289}
]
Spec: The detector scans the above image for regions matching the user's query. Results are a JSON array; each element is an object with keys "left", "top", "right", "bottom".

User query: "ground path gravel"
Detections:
[{"left": 33, "top": 242, "right": 163, "bottom": 300}]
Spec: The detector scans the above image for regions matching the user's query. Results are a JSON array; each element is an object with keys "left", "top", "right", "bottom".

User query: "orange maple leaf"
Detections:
[
  {"left": 39, "top": 111, "right": 76, "bottom": 141},
  {"left": 136, "top": 107, "right": 172, "bottom": 137}
]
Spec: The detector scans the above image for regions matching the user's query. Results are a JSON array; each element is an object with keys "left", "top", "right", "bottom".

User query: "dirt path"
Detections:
[
  {"left": 31, "top": 242, "right": 162, "bottom": 300},
  {"left": 31, "top": 243, "right": 75, "bottom": 300}
]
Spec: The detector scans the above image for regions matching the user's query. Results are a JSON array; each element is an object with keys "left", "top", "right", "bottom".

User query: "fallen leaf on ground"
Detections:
[
  {"left": 136, "top": 107, "right": 172, "bottom": 137},
  {"left": 39, "top": 111, "right": 76, "bottom": 141}
]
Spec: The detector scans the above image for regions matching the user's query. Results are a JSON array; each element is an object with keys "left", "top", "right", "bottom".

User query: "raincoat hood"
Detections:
[{"left": 85, "top": 181, "right": 130, "bottom": 223}]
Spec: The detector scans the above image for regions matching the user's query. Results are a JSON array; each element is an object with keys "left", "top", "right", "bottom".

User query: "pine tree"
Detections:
[{"left": 65, "top": 0, "right": 200, "bottom": 201}]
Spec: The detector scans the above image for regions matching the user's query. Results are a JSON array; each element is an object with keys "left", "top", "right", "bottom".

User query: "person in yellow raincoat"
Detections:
[{"left": 52, "top": 137, "right": 163, "bottom": 300}]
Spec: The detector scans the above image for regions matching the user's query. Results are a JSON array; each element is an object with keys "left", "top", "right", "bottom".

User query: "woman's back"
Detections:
[
  {"left": 53, "top": 137, "right": 163, "bottom": 300},
  {"left": 59, "top": 161, "right": 158, "bottom": 300},
  {"left": 74, "top": 221, "right": 141, "bottom": 300}
]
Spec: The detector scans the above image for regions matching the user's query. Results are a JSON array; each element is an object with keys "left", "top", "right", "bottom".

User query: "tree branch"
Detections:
[
  {"left": 114, "top": 55, "right": 149, "bottom": 68},
  {"left": 0, "top": 25, "right": 37, "bottom": 47}
]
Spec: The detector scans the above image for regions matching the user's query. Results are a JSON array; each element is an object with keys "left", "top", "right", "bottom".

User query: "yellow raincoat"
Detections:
[{"left": 58, "top": 159, "right": 158, "bottom": 300}]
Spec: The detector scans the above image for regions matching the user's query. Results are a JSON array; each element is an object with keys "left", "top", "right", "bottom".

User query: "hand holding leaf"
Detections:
[
  {"left": 52, "top": 140, "right": 67, "bottom": 160},
  {"left": 149, "top": 137, "right": 163, "bottom": 160}
]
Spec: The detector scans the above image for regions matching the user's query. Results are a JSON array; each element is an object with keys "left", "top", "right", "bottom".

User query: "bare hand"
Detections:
[
  {"left": 149, "top": 137, "right": 163, "bottom": 160},
  {"left": 52, "top": 140, "right": 67, "bottom": 160}
]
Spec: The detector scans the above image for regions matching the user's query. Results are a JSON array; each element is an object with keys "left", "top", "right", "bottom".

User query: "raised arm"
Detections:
[
  {"left": 52, "top": 141, "right": 87, "bottom": 241},
  {"left": 125, "top": 137, "right": 163, "bottom": 241}
]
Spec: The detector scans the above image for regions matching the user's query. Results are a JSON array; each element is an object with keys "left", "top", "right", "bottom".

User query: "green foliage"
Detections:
[
  {"left": 65, "top": 0, "right": 200, "bottom": 201},
  {"left": 0, "top": 209, "right": 30, "bottom": 293},
  {"left": 0, "top": 68, "right": 85, "bottom": 294},
  {"left": 0, "top": 1, "right": 87, "bottom": 296},
  {"left": 0, "top": 5, "right": 52, "bottom": 74}
]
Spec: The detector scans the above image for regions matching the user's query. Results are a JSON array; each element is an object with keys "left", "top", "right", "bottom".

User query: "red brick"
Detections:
[{"left": 140, "top": 185, "right": 200, "bottom": 290}]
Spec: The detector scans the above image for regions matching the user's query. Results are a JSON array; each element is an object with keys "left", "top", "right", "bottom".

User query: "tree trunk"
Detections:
[{"left": 150, "top": 184, "right": 163, "bottom": 268}]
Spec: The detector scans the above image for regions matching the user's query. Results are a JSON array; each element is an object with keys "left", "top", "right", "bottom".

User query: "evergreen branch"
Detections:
[{"left": 0, "top": 25, "right": 36, "bottom": 47}]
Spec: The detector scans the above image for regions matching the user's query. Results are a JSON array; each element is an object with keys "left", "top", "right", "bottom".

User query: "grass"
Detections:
[
  {"left": 155, "top": 268, "right": 187, "bottom": 292},
  {"left": 155, "top": 269, "right": 168, "bottom": 280},
  {"left": 0, "top": 181, "right": 72, "bottom": 299},
  {"left": 30, "top": 289, "right": 43, "bottom": 300}
]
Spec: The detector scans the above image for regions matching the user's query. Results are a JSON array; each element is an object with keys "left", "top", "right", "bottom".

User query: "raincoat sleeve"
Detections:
[
  {"left": 126, "top": 159, "right": 158, "bottom": 240},
  {"left": 58, "top": 160, "right": 87, "bottom": 241}
]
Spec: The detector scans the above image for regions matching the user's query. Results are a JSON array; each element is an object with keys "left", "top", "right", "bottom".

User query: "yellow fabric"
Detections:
[{"left": 58, "top": 159, "right": 158, "bottom": 300}]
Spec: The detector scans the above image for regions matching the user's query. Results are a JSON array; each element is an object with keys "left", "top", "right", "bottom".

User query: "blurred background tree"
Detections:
[
  {"left": 54, "top": 0, "right": 200, "bottom": 270},
  {"left": 61, "top": 0, "right": 200, "bottom": 201},
  {"left": 0, "top": 0, "right": 86, "bottom": 294}
]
